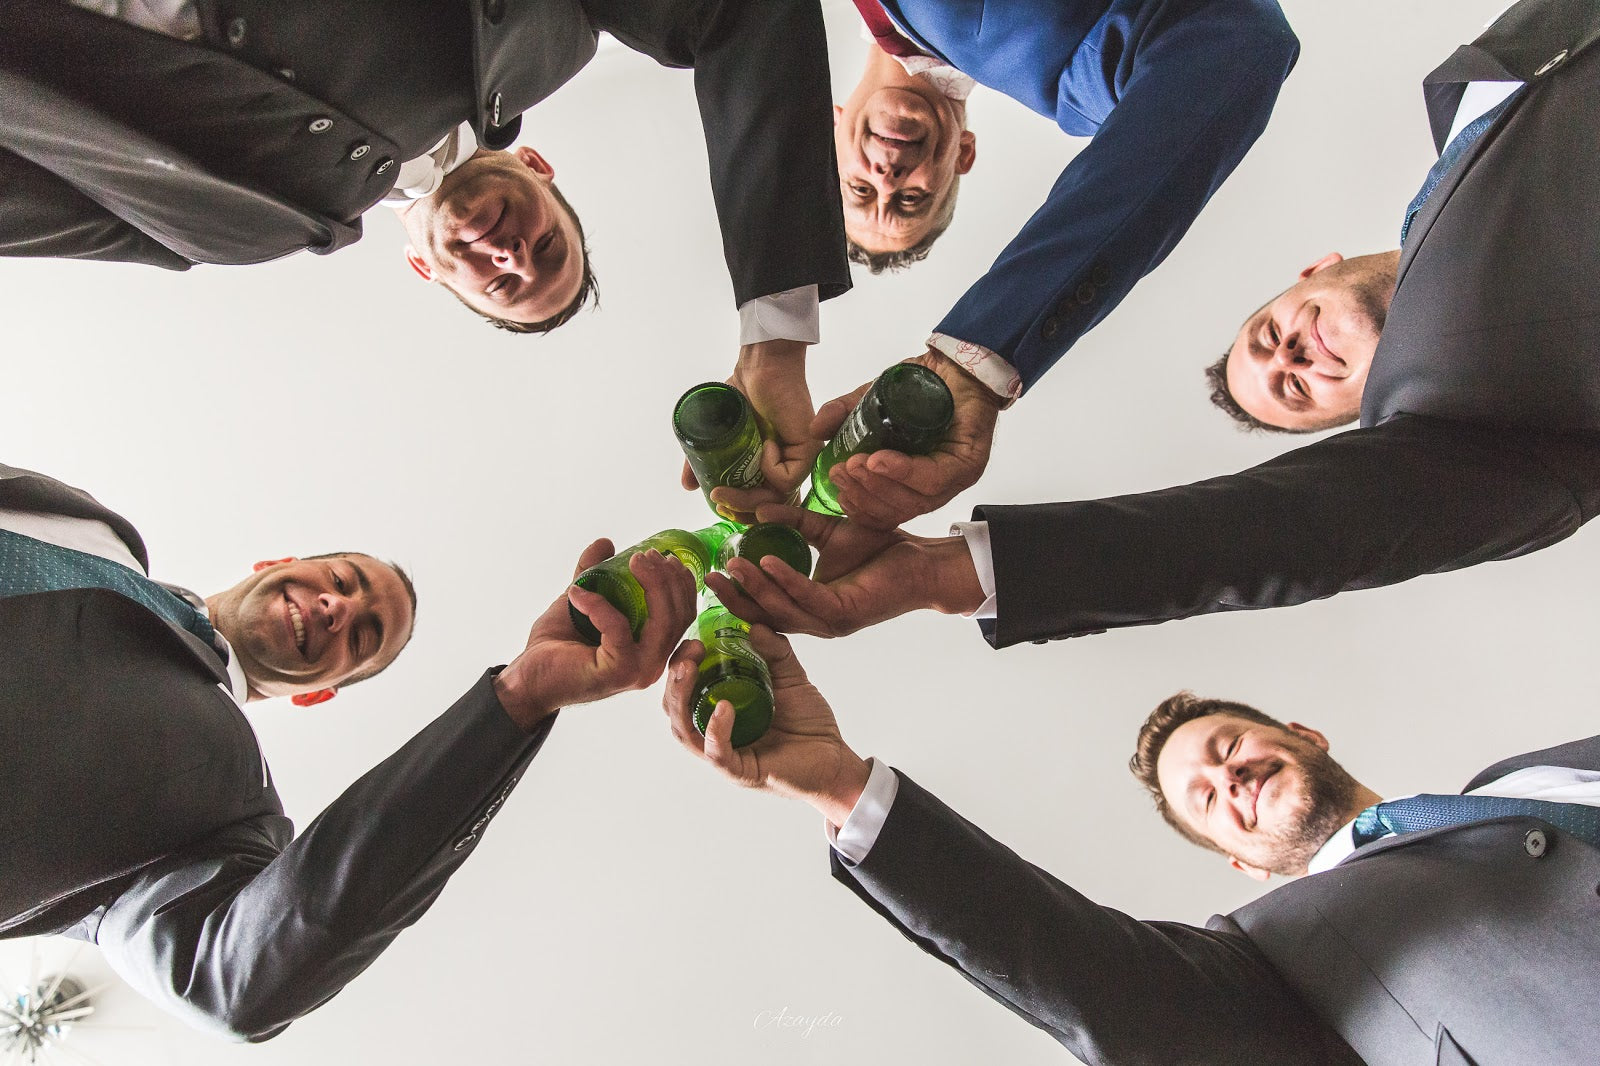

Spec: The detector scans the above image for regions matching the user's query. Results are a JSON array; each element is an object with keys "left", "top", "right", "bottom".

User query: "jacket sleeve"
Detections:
[
  {"left": 935, "top": 0, "right": 1297, "bottom": 391},
  {"left": 0, "top": 147, "right": 192, "bottom": 269},
  {"left": 690, "top": 0, "right": 852, "bottom": 306},
  {"left": 833, "top": 771, "right": 1360, "bottom": 1065},
  {"left": 89, "top": 671, "right": 556, "bottom": 1042},
  {"left": 976, "top": 416, "right": 1600, "bottom": 647}
]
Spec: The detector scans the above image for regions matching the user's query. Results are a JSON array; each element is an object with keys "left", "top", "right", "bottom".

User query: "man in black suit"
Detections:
[
  {"left": 0, "top": 462, "right": 697, "bottom": 1040},
  {"left": 0, "top": 0, "right": 849, "bottom": 491},
  {"left": 667, "top": 631, "right": 1600, "bottom": 1065},
  {"left": 702, "top": 0, "right": 1600, "bottom": 650}
]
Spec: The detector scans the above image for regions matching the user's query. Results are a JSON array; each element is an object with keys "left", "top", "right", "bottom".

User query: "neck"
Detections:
[{"left": 1345, "top": 782, "right": 1385, "bottom": 825}]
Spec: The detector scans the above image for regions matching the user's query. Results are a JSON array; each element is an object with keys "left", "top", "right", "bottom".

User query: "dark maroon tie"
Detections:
[{"left": 851, "top": 0, "right": 924, "bottom": 58}]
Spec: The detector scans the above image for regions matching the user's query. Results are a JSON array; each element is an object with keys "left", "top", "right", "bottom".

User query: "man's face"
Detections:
[
  {"left": 1226, "top": 253, "right": 1394, "bottom": 431},
  {"left": 400, "top": 146, "right": 585, "bottom": 325},
  {"left": 212, "top": 555, "right": 414, "bottom": 699},
  {"left": 1156, "top": 714, "right": 1360, "bottom": 878},
  {"left": 834, "top": 88, "right": 974, "bottom": 253}
]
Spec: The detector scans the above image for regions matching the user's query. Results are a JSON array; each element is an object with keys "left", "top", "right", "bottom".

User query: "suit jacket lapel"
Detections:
[{"left": 0, "top": 464, "right": 149, "bottom": 571}]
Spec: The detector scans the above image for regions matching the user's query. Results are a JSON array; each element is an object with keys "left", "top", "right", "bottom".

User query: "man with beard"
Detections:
[
  {"left": 667, "top": 629, "right": 1600, "bottom": 1064},
  {"left": 1, "top": 462, "right": 697, "bottom": 1039},
  {"left": 705, "top": 0, "right": 1600, "bottom": 651}
]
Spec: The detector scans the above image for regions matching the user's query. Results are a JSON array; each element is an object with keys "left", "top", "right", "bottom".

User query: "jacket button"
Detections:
[
  {"left": 1535, "top": 49, "right": 1568, "bottom": 76},
  {"left": 483, "top": 0, "right": 506, "bottom": 22},
  {"left": 373, "top": 157, "right": 394, "bottom": 176},
  {"left": 1041, "top": 316, "right": 1060, "bottom": 340},
  {"left": 349, "top": 143, "right": 370, "bottom": 161},
  {"left": 226, "top": 16, "right": 246, "bottom": 47},
  {"left": 1075, "top": 282, "right": 1095, "bottom": 304},
  {"left": 1524, "top": 828, "right": 1547, "bottom": 857},
  {"left": 308, "top": 117, "right": 333, "bottom": 134},
  {"left": 489, "top": 91, "right": 504, "bottom": 128}
]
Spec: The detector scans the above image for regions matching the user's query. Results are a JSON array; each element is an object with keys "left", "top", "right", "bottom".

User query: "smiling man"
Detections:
[
  {"left": 1, "top": 462, "right": 698, "bottom": 1040},
  {"left": 669, "top": 632, "right": 1600, "bottom": 1063}
]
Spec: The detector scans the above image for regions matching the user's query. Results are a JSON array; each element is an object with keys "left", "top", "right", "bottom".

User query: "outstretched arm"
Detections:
[{"left": 93, "top": 543, "right": 698, "bottom": 1040}]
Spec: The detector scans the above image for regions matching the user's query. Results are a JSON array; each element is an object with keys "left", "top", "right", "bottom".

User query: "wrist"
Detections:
[
  {"left": 920, "top": 535, "right": 986, "bottom": 616},
  {"left": 492, "top": 660, "right": 558, "bottom": 733},
  {"left": 739, "top": 337, "right": 809, "bottom": 366},
  {"left": 801, "top": 748, "right": 873, "bottom": 828}
]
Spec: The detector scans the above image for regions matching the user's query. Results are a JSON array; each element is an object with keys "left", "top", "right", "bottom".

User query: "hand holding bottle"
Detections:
[
  {"left": 663, "top": 625, "right": 870, "bottom": 827},
  {"left": 702, "top": 504, "right": 986, "bottom": 639},
  {"left": 811, "top": 350, "right": 1003, "bottom": 530},
  {"left": 493, "top": 539, "right": 699, "bottom": 731}
]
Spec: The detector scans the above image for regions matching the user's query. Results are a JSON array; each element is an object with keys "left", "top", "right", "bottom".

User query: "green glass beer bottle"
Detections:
[
  {"left": 803, "top": 363, "right": 954, "bottom": 516},
  {"left": 567, "top": 527, "right": 733, "bottom": 646},
  {"left": 691, "top": 597, "right": 773, "bottom": 749},
  {"left": 714, "top": 521, "right": 813, "bottom": 581},
  {"left": 674, "top": 382, "right": 766, "bottom": 519}
]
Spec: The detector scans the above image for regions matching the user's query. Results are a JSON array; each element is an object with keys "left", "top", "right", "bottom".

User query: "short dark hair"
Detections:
[
  {"left": 847, "top": 176, "right": 961, "bottom": 275},
  {"left": 1129, "top": 692, "right": 1288, "bottom": 852},
  {"left": 451, "top": 181, "right": 599, "bottom": 334},
  {"left": 303, "top": 552, "right": 418, "bottom": 688}
]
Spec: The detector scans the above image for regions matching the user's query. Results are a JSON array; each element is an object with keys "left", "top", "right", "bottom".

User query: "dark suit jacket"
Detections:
[
  {"left": 0, "top": 0, "right": 849, "bottom": 307},
  {"left": 834, "top": 736, "right": 1600, "bottom": 1065},
  {"left": 879, "top": 0, "right": 1297, "bottom": 391},
  {"left": 0, "top": 464, "right": 556, "bottom": 1041},
  {"left": 975, "top": 0, "right": 1600, "bottom": 647}
]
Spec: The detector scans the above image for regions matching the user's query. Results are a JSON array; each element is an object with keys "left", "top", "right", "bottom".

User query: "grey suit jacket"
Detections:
[
  {"left": 834, "top": 736, "right": 1600, "bottom": 1065},
  {"left": 0, "top": 0, "right": 850, "bottom": 306},
  {"left": 975, "top": 0, "right": 1600, "bottom": 648},
  {"left": 0, "top": 464, "right": 557, "bottom": 1041}
]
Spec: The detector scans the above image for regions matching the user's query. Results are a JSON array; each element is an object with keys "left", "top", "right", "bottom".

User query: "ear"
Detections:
[
  {"left": 291, "top": 688, "right": 337, "bottom": 708},
  {"left": 405, "top": 246, "right": 434, "bottom": 282},
  {"left": 955, "top": 129, "right": 977, "bottom": 175},
  {"left": 252, "top": 557, "right": 296, "bottom": 573},
  {"left": 511, "top": 145, "right": 555, "bottom": 179},
  {"left": 832, "top": 103, "right": 843, "bottom": 126},
  {"left": 1228, "top": 856, "right": 1272, "bottom": 882},
  {"left": 1300, "top": 252, "right": 1344, "bottom": 279},
  {"left": 1286, "top": 722, "right": 1331, "bottom": 752}
]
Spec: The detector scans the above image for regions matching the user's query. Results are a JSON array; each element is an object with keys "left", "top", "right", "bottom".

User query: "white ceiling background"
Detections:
[{"left": 5, "top": 1, "right": 1587, "bottom": 1063}]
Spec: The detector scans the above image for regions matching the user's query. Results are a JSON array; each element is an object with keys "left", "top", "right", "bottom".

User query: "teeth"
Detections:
[{"left": 288, "top": 601, "right": 306, "bottom": 652}]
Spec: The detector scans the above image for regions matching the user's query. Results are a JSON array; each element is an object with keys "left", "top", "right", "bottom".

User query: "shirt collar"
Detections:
[
  {"left": 1306, "top": 818, "right": 1361, "bottom": 875},
  {"left": 218, "top": 632, "right": 250, "bottom": 702}
]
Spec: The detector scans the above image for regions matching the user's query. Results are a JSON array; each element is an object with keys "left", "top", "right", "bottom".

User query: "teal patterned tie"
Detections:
[
  {"left": 0, "top": 527, "right": 226, "bottom": 666},
  {"left": 1353, "top": 792, "right": 1600, "bottom": 849},
  {"left": 1400, "top": 89, "right": 1520, "bottom": 244}
]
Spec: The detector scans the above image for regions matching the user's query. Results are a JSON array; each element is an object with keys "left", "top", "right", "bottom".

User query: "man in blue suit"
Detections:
[{"left": 800, "top": 0, "right": 1299, "bottom": 528}]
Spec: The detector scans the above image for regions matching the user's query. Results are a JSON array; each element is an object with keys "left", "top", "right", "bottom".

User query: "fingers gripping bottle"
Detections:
[
  {"left": 674, "top": 382, "right": 766, "bottom": 520},
  {"left": 803, "top": 363, "right": 954, "bottom": 516},
  {"left": 691, "top": 523, "right": 813, "bottom": 748},
  {"left": 566, "top": 525, "right": 737, "bottom": 646}
]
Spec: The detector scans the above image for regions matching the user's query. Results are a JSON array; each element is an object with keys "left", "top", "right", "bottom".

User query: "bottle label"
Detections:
[
  {"left": 669, "top": 549, "right": 708, "bottom": 585},
  {"left": 718, "top": 440, "right": 764, "bottom": 489},
  {"left": 711, "top": 630, "right": 770, "bottom": 679},
  {"left": 832, "top": 403, "right": 873, "bottom": 457}
]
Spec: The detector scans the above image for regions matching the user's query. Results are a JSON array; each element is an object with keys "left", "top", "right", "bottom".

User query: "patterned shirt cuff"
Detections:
[{"left": 927, "top": 333, "right": 1022, "bottom": 407}]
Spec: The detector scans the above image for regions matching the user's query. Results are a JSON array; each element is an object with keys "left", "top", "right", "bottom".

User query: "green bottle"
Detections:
[
  {"left": 691, "top": 597, "right": 773, "bottom": 749},
  {"left": 715, "top": 521, "right": 813, "bottom": 582},
  {"left": 804, "top": 363, "right": 954, "bottom": 516},
  {"left": 567, "top": 526, "right": 735, "bottom": 646},
  {"left": 674, "top": 382, "right": 766, "bottom": 519}
]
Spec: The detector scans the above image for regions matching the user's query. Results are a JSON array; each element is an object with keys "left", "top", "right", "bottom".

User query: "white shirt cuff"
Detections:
[
  {"left": 739, "top": 285, "right": 821, "bottom": 345},
  {"left": 825, "top": 757, "right": 899, "bottom": 864},
  {"left": 949, "top": 521, "right": 997, "bottom": 619},
  {"left": 927, "top": 333, "right": 1022, "bottom": 407}
]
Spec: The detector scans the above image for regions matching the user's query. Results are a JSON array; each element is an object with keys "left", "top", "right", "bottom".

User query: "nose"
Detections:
[
  {"left": 1270, "top": 330, "right": 1312, "bottom": 370},
  {"left": 316, "top": 591, "right": 352, "bottom": 632},
  {"left": 863, "top": 141, "right": 909, "bottom": 183},
  {"left": 483, "top": 234, "right": 526, "bottom": 270}
]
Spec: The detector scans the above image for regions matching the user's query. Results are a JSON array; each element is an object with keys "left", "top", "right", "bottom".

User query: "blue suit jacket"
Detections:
[{"left": 879, "top": 0, "right": 1298, "bottom": 391}]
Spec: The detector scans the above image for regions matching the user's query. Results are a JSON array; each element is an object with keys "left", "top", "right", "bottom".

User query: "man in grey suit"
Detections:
[
  {"left": 0, "top": 463, "right": 697, "bottom": 1040},
  {"left": 704, "top": 0, "right": 1600, "bottom": 650},
  {"left": 667, "top": 628, "right": 1600, "bottom": 1065}
]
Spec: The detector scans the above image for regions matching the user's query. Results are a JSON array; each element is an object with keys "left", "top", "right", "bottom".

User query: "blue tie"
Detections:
[
  {"left": 0, "top": 527, "right": 226, "bottom": 667},
  {"left": 1400, "top": 89, "right": 1520, "bottom": 245},
  {"left": 1353, "top": 792, "right": 1600, "bottom": 849}
]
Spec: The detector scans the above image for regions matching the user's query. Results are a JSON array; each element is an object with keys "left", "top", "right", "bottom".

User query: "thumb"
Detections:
[{"left": 811, "top": 381, "right": 870, "bottom": 440}]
